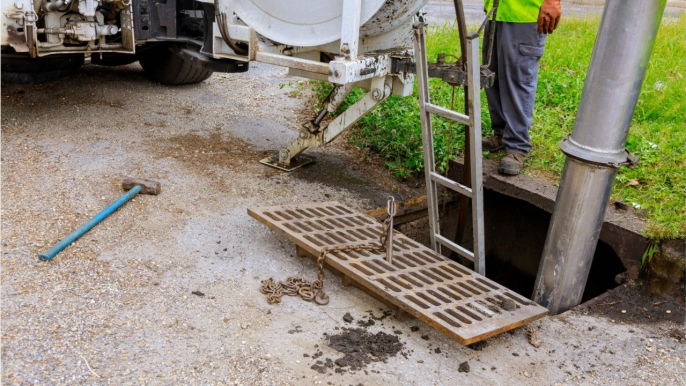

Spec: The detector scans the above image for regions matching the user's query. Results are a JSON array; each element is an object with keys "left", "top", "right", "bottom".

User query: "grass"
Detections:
[{"left": 315, "top": 15, "right": 685, "bottom": 239}]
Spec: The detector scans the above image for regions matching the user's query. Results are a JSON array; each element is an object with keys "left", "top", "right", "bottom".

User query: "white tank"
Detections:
[{"left": 234, "top": 0, "right": 428, "bottom": 47}]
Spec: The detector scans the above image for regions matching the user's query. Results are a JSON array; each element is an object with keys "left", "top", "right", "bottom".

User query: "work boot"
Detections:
[
  {"left": 482, "top": 135, "right": 505, "bottom": 152},
  {"left": 498, "top": 152, "right": 527, "bottom": 176}
]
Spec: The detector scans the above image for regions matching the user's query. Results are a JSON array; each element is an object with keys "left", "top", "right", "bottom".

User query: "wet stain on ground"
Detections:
[
  {"left": 291, "top": 156, "right": 390, "bottom": 208},
  {"left": 147, "top": 129, "right": 274, "bottom": 190},
  {"left": 583, "top": 282, "right": 685, "bottom": 325},
  {"left": 293, "top": 157, "right": 367, "bottom": 186},
  {"left": 152, "top": 130, "right": 266, "bottom": 167}
]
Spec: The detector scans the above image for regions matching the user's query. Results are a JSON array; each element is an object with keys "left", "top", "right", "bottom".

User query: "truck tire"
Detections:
[
  {"left": 138, "top": 43, "right": 213, "bottom": 85},
  {"left": 1, "top": 53, "right": 84, "bottom": 84}
]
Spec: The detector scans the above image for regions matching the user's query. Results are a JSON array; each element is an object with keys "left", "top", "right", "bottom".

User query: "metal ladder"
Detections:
[{"left": 413, "top": 23, "right": 485, "bottom": 276}]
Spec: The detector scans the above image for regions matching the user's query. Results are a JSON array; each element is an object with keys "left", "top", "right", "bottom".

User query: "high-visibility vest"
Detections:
[{"left": 485, "top": 0, "right": 545, "bottom": 23}]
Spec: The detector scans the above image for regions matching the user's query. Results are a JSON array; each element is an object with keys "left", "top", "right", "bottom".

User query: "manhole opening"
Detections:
[{"left": 399, "top": 188, "right": 626, "bottom": 302}]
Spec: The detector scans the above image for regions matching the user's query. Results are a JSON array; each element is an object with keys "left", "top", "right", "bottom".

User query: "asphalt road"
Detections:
[{"left": 424, "top": 0, "right": 683, "bottom": 26}]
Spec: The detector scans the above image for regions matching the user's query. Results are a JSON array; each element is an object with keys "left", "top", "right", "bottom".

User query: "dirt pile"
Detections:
[
  {"left": 309, "top": 310, "right": 408, "bottom": 375},
  {"left": 329, "top": 328, "right": 404, "bottom": 370},
  {"left": 310, "top": 327, "right": 406, "bottom": 374}
]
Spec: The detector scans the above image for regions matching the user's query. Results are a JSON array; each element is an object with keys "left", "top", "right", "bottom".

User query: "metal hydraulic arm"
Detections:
[
  {"left": 260, "top": 76, "right": 392, "bottom": 171},
  {"left": 261, "top": 52, "right": 496, "bottom": 172}
]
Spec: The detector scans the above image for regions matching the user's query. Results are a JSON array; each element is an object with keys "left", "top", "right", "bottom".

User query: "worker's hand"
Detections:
[{"left": 537, "top": 0, "right": 562, "bottom": 34}]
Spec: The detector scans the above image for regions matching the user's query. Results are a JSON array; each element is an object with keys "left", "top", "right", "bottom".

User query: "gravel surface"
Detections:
[{"left": 2, "top": 59, "right": 684, "bottom": 385}]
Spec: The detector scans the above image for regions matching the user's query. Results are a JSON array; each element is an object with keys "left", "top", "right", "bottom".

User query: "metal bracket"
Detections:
[
  {"left": 7, "top": 25, "right": 29, "bottom": 53},
  {"left": 155, "top": 0, "right": 176, "bottom": 38},
  {"left": 328, "top": 53, "right": 395, "bottom": 84},
  {"left": 391, "top": 56, "right": 495, "bottom": 89},
  {"left": 559, "top": 135, "right": 640, "bottom": 169},
  {"left": 260, "top": 153, "right": 315, "bottom": 172}
]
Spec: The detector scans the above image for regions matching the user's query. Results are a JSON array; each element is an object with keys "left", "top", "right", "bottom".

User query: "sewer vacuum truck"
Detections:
[
  {"left": 1, "top": 0, "right": 436, "bottom": 166},
  {"left": 0, "top": 0, "right": 424, "bottom": 90}
]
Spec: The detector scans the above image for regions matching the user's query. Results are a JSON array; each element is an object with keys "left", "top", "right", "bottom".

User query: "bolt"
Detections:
[
  {"left": 299, "top": 130, "right": 309, "bottom": 139},
  {"left": 14, "top": 2, "right": 23, "bottom": 9},
  {"left": 372, "top": 89, "right": 382, "bottom": 100},
  {"left": 278, "top": 149, "right": 291, "bottom": 164},
  {"left": 340, "top": 43, "right": 350, "bottom": 54},
  {"left": 334, "top": 70, "right": 341, "bottom": 78}
]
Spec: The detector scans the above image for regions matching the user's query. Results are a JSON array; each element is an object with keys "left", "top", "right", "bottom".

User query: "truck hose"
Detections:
[{"left": 214, "top": 0, "right": 248, "bottom": 55}]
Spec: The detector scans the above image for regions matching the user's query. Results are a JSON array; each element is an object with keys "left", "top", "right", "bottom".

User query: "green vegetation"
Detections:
[{"left": 316, "top": 16, "right": 685, "bottom": 239}]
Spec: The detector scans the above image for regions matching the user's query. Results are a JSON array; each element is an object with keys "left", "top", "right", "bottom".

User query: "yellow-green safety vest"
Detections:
[{"left": 485, "top": 0, "right": 545, "bottom": 23}]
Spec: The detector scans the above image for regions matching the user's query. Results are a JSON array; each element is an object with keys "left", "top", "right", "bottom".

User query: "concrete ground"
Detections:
[{"left": 2, "top": 59, "right": 684, "bottom": 386}]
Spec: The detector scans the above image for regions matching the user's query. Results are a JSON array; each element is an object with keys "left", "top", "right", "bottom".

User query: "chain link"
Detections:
[{"left": 259, "top": 215, "right": 393, "bottom": 306}]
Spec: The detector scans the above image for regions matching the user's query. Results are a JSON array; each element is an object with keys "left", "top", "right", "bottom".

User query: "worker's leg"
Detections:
[
  {"left": 483, "top": 21, "right": 505, "bottom": 138},
  {"left": 496, "top": 22, "right": 547, "bottom": 155}
]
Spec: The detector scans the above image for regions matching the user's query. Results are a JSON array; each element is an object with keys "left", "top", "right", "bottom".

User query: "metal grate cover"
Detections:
[{"left": 248, "top": 202, "right": 547, "bottom": 345}]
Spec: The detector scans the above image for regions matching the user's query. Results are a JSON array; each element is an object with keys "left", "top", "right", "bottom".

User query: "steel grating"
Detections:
[{"left": 248, "top": 202, "right": 547, "bottom": 345}]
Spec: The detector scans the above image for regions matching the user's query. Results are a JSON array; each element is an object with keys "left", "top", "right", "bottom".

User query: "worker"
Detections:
[{"left": 481, "top": 0, "right": 562, "bottom": 175}]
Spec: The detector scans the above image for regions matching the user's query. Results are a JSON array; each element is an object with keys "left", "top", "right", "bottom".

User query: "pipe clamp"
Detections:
[{"left": 559, "top": 135, "right": 639, "bottom": 169}]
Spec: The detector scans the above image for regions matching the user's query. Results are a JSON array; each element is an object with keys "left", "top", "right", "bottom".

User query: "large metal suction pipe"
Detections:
[
  {"left": 532, "top": 0, "right": 666, "bottom": 315},
  {"left": 41, "top": 0, "right": 71, "bottom": 12}
]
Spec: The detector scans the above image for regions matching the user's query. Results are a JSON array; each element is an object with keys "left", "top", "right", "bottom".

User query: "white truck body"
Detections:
[{"left": 1, "top": 0, "right": 426, "bottom": 93}]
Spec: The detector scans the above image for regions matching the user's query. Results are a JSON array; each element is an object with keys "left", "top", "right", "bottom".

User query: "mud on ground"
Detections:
[{"left": 583, "top": 282, "right": 685, "bottom": 325}]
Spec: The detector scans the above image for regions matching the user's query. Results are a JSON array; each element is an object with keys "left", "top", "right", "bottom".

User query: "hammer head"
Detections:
[{"left": 122, "top": 177, "right": 161, "bottom": 195}]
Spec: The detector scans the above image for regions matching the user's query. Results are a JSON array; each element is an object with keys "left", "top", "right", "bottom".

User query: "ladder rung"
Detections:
[
  {"left": 425, "top": 103, "right": 470, "bottom": 125},
  {"left": 430, "top": 172, "right": 472, "bottom": 197},
  {"left": 435, "top": 234, "right": 475, "bottom": 261}
]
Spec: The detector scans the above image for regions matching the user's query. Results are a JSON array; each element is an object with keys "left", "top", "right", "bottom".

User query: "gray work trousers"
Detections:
[{"left": 484, "top": 22, "right": 547, "bottom": 154}]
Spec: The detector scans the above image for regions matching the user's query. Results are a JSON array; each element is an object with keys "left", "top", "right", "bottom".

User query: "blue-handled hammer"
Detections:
[{"left": 39, "top": 177, "right": 161, "bottom": 261}]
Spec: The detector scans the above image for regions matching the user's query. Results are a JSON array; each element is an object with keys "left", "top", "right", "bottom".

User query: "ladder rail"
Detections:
[
  {"left": 466, "top": 36, "right": 485, "bottom": 275},
  {"left": 413, "top": 24, "right": 442, "bottom": 254},
  {"left": 413, "top": 23, "right": 486, "bottom": 276}
]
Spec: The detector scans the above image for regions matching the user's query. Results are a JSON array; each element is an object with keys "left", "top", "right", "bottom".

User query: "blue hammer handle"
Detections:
[{"left": 39, "top": 185, "right": 142, "bottom": 261}]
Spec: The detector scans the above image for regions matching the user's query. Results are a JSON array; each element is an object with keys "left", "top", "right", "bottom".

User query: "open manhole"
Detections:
[
  {"left": 249, "top": 202, "right": 547, "bottom": 345},
  {"left": 436, "top": 189, "right": 628, "bottom": 303}
]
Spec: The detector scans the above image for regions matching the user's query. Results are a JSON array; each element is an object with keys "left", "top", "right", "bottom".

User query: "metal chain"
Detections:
[{"left": 259, "top": 208, "right": 394, "bottom": 306}]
